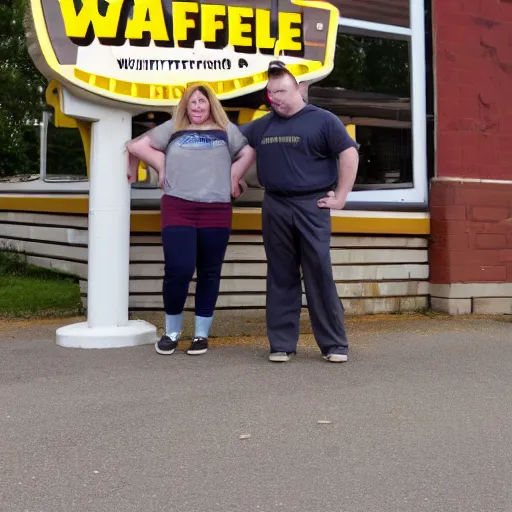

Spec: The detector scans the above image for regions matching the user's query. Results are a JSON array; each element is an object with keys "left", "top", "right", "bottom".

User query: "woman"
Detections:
[{"left": 126, "top": 84, "right": 255, "bottom": 356}]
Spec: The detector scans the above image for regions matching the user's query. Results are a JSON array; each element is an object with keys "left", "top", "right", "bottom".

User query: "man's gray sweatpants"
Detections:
[{"left": 262, "top": 191, "right": 348, "bottom": 356}]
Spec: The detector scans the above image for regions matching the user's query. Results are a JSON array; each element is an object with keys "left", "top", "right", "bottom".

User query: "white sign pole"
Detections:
[{"left": 56, "top": 87, "right": 157, "bottom": 349}]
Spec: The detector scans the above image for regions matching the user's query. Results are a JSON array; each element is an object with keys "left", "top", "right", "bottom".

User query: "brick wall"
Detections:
[
  {"left": 431, "top": 0, "right": 512, "bottom": 288},
  {"left": 430, "top": 180, "right": 512, "bottom": 284},
  {"left": 433, "top": 0, "right": 512, "bottom": 181}
]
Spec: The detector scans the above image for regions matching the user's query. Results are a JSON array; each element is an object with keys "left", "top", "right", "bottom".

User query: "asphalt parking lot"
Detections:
[{"left": 1, "top": 312, "right": 511, "bottom": 512}]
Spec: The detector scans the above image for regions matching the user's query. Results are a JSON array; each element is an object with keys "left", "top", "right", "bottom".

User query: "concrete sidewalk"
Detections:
[{"left": 1, "top": 312, "right": 511, "bottom": 512}]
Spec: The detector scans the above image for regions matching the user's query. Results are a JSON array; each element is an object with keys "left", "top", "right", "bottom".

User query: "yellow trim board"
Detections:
[
  {"left": 130, "top": 211, "right": 161, "bottom": 232},
  {"left": 333, "top": 216, "right": 429, "bottom": 235},
  {"left": 0, "top": 196, "right": 88, "bottom": 215},
  {"left": 0, "top": 196, "right": 430, "bottom": 235},
  {"left": 232, "top": 209, "right": 430, "bottom": 235}
]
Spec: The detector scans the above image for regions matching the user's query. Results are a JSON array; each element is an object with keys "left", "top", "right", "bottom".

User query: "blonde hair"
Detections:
[{"left": 173, "top": 84, "right": 229, "bottom": 131}]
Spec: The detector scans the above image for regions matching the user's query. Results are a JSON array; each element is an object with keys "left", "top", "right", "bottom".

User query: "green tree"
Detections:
[
  {"left": 318, "top": 34, "right": 410, "bottom": 97},
  {"left": 0, "top": 0, "right": 86, "bottom": 178},
  {"left": 46, "top": 124, "right": 87, "bottom": 176},
  {"left": 0, "top": 0, "right": 46, "bottom": 177}
]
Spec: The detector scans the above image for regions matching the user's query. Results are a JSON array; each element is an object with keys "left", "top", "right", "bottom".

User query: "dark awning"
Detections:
[
  {"left": 222, "top": 86, "right": 411, "bottom": 122},
  {"left": 308, "top": 87, "right": 411, "bottom": 121}
]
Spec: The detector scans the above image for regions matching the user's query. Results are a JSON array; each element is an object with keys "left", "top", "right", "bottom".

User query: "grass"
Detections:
[{"left": 0, "top": 249, "right": 83, "bottom": 319}]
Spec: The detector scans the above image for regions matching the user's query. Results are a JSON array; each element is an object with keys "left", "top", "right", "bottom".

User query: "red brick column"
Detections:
[
  {"left": 430, "top": 180, "right": 512, "bottom": 284},
  {"left": 431, "top": 0, "right": 512, "bottom": 313}
]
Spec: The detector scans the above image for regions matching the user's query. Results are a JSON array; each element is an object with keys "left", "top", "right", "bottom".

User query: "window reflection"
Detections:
[
  {"left": 356, "top": 126, "right": 412, "bottom": 188},
  {"left": 45, "top": 120, "right": 87, "bottom": 179},
  {"left": 127, "top": 31, "right": 413, "bottom": 194},
  {"left": 319, "top": 33, "right": 410, "bottom": 96},
  {"left": 314, "top": 31, "right": 412, "bottom": 190}
]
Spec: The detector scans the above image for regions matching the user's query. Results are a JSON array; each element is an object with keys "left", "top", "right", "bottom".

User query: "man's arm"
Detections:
[
  {"left": 318, "top": 147, "right": 359, "bottom": 210},
  {"left": 317, "top": 114, "right": 359, "bottom": 210}
]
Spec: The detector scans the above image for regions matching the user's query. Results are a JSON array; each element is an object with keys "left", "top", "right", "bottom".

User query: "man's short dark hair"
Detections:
[{"left": 267, "top": 60, "right": 298, "bottom": 83}]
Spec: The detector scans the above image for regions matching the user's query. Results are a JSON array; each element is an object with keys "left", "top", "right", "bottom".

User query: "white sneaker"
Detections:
[
  {"left": 268, "top": 352, "right": 293, "bottom": 362},
  {"left": 322, "top": 353, "right": 348, "bottom": 363}
]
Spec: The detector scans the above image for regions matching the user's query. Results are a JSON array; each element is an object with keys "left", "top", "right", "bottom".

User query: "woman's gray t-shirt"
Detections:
[{"left": 147, "top": 120, "right": 247, "bottom": 203}]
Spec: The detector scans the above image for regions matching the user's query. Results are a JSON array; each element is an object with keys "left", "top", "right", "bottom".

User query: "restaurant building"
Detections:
[{"left": 1, "top": 0, "right": 511, "bottom": 321}]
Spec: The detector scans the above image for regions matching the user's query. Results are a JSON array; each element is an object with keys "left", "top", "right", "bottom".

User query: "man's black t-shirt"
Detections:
[{"left": 240, "top": 104, "right": 358, "bottom": 194}]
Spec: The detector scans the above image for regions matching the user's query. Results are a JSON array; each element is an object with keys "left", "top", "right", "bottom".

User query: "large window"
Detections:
[
  {"left": 233, "top": 2, "right": 428, "bottom": 209},
  {"left": 313, "top": 31, "right": 412, "bottom": 191},
  {"left": 335, "top": 2, "right": 428, "bottom": 207},
  {"left": 41, "top": 1, "right": 428, "bottom": 210}
]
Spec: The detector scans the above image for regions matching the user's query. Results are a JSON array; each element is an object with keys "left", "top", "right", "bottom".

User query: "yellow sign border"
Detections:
[{"left": 29, "top": 0, "right": 340, "bottom": 106}]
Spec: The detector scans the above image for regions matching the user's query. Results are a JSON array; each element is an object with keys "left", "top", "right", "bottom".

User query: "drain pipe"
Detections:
[{"left": 39, "top": 110, "right": 50, "bottom": 181}]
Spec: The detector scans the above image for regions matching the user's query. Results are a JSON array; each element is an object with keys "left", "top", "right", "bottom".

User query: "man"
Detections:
[{"left": 240, "top": 61, "right": 359, "bottom": 363}]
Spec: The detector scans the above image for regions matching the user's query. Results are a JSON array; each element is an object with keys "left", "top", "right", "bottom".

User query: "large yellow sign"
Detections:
[{"left": 26, "top": 0, "right": 339, "bottom": 107}]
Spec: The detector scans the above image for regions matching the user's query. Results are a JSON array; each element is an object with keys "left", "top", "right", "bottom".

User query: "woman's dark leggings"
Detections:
[{"left": 162, "top": 226, "right": 230, "bottom": 317}]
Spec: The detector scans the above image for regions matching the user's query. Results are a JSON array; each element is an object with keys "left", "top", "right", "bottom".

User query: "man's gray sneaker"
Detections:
[
  {"left": 269, "top": 352, "right": 294, "bottom": 362},
  {"left": 322, "top": 353, "right": 348, "bottom": 363}
]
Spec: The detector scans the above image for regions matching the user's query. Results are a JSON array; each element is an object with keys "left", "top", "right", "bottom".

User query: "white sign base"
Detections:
[
  {"left": 56, "top": 321, "right": 157, "bottom": 349},
  {"left": 55, "top": 87, "right": 157, "bottom": 349}
]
